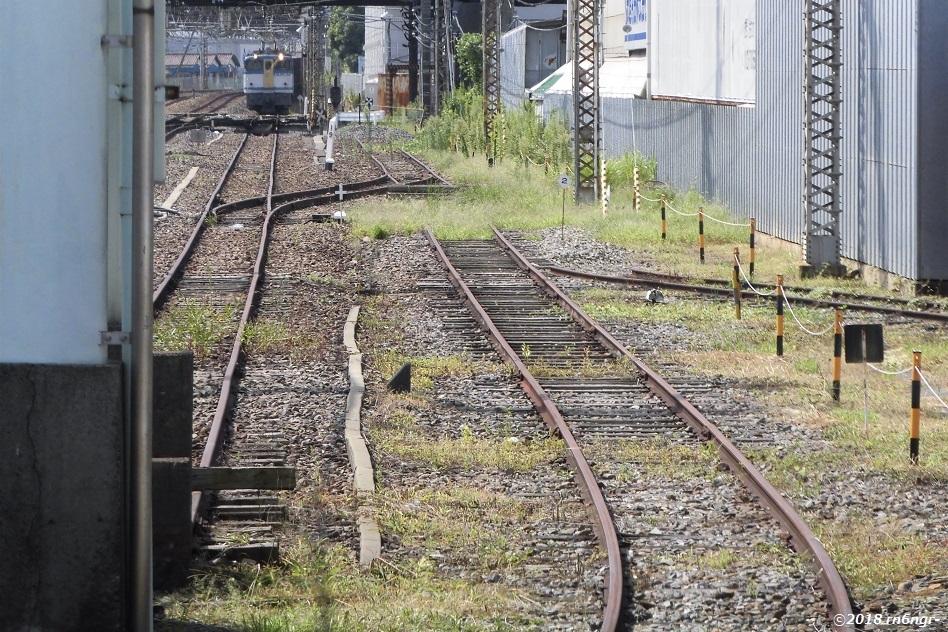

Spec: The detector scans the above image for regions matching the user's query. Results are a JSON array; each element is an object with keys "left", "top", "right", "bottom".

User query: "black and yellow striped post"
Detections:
[
  {"left": 698, "top": 207, "right": 705, "bottom": 263},
  {"left": 660, "top": 195, "right": 667, "bottom": 240},
  {"left": 749, "top": 217, "right": 756, "bottom": 276},
  {"left": 633, "top": 166, "right": 640, "bottom": 213},
  {"left": 832, "top": 309, "right": 843, "bottom": 401},
  {"left": 776, "top": 275, "right": 785, "bottom": 356},
  {"left": 911, "top": 350, "right": 922, "bottom": 464},
  {"left": 732, "top": 248, "right": 742, "bottom": 320}
]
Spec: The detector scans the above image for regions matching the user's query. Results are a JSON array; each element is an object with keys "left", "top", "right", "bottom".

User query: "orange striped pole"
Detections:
[
  {"left": 776, "top": 275, "right": 785, "bottom": 356},
  {"left": 749, "top": 217, "right": 756, "bottom": 276},
  {"left": 911, "top": 351, "right": 921, "bottom": 464},
  {"left": 832, "top": 309, "right": 843, "bottom": 401},
  {"left": 698, "top": 207, "right": 705, "bottom": 263},
  {"left": 732, "top": 248, "right": 742, "bottom": 320},
  {"left": 660, "top": 195, "right": 667, "bottom": 240}
]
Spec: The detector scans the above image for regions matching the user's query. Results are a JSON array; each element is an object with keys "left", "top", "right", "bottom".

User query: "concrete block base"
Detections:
[{"left": 0, "top": 363, "right": 125, "bottom": 631}]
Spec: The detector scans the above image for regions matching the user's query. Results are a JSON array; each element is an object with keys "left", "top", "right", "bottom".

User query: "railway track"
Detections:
[
  {"left": 425, "top": 227, "right": 856, "bottom": 631},
  {"left": 164, "top": 91, "right": 245, "bottom": 140},
  {"left": 154, "top": 127, "right": 448, "bottom": 559}
]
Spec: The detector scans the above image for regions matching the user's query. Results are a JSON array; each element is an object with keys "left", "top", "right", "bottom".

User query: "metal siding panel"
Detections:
[
  {"left": 840, "top": 0, "right": 917, "bottom": 278},
  {"left": 540, "top": 0, "right": 925, "bottom": 279},
  {"left": 501, "top": 27, "right": 527, "bottom": 109},
  {"left": 917, "top": 0, "right": 948, "bottom": 280}
]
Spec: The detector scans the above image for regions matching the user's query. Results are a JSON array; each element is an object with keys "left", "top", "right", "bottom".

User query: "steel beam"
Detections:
[
  {"left": 482, "top": 0, "right": 501, "bottom": 162},
  {"left": 572, "top": 0, "right": 600, "bottom": 202},
  {"left": 803, "top": 0, "right": 844, "bottom": 274}
]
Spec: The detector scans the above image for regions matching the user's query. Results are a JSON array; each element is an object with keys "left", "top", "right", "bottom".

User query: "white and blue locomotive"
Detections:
[{"left": 243, "top": 49, "right": 294, "bottom": 114}]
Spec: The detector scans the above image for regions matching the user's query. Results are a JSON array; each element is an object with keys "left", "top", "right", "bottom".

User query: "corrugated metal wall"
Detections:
[
  {"left": 501, "top": 27, "right": 527, "bottom": 109},
  {"left": 839, "top": 0, "right": 918, "bottom": 279},
  {"left": 543, "top": 0, "right": 936, "bottom": 279}
]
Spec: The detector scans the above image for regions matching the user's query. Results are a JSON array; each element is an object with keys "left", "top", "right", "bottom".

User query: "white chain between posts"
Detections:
[
  {"left": 918, "top": 369, "right": 948, "bottom": 410},
  {"left": 866, "top": 366, "right": 948, "bottom": 411},
  {"left": 867, "top": 364, "right": 912, "bottom": 376},
  {"left": 735, "top": 257, "right": 775, "bottom": 296},
  {"left": 779, "top": 285, "right": 835, "bottom": 336},
  {"left": 636, "top": 192, "right": 752, "bottom": 226}
]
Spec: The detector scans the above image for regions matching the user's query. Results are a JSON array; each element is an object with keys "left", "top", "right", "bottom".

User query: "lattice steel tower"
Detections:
[
  {"left": 803, "top": 0, "right": 845, "bottom": 275},
  {"left": 572, "top": 0, "right": 601, "bottom": 202},
  {"left": 482, "top": 0, "right": 501, "bottom": 163}
]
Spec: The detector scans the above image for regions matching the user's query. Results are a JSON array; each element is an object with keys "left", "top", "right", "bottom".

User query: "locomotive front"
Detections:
[{"left": 243, "top": 50, "right": 294, "bottom": 115}]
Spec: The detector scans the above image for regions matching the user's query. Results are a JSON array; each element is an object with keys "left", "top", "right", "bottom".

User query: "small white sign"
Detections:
[
  {"left": 365, "top": 97, "right": 373, "bottom": 109},
  {"left": 557, "top": 174, "right": 572, "bottom": 189}
]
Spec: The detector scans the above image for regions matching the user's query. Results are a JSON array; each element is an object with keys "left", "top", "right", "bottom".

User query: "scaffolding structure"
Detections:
[
  {"left": 803, "top": 0, "right": 844, "bottom": 274},
  {"left": 572, "top": 0, "right": 601, "bottom": 202},
  {"left": 482, "top": 0, "right": 501, "bottom": 162}
]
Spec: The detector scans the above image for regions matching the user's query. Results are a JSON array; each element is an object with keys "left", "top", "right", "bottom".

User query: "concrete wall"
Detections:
[{"left": 0, "top": 364, "right": 125, "bottom": 631}]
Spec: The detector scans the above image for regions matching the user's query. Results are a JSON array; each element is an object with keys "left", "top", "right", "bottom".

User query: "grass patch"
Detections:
[
  {"left": 371, "top": 349, "right": 509, "bottom": 392},
  {"left": 157, "top": 539, "right": 534, "bottom": 631},
  {"left": 376, "top": 486, "right": 543, "bottom": 570},
  {"left": 154, "top": 298, "right": 239, "bottom": 361},
  {"left": 241, "top": 318, "right": 325, "bottom": 361},
  {"left": 370, "top": 420, "right": 563, "bottom": 472},
  {"left": 814, "top": 520, "right": 948, "bottom": 600}
]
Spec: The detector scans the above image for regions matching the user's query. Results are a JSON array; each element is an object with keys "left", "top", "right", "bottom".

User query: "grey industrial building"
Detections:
[{"left": 521, "top": 1, "right": 948, "bottom": 288}]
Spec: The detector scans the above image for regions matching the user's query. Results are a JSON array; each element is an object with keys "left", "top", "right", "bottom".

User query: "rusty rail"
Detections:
[
  {"left": 425, "top": 227, "right": 625, "bottom": 632},
  {"left": 494, "top": 227, "right": 856, "bottom": 631}
]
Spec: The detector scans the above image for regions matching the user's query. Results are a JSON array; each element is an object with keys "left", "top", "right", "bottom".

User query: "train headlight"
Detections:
[{"left": 278, "top": 52, "right": 284, "bottom": 61}]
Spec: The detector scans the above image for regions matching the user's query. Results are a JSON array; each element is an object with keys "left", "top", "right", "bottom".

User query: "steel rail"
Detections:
[
  {"left": 353, "top": 137, "right": 441, "bottom": 187},
  {"left": 153, "top": 133, "right": 249, "bottom": 309},
  {"left": 494, "top": 228, "right": 857, "bottom": 631},
  {"left": 425, "top": 228, "right": 625, "bottom": 632},
  {"left": 545, "top": 264, "right": 948, "bottom": 324},
  {"left": 189, "top": 131, "right": 281, "bottom": 524},
  {"left": 396, "top": 148, "right": 451, "bottom": 186}
]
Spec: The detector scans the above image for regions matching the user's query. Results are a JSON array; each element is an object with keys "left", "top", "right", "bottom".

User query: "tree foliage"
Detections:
[
  {"left": 455, "top": 33, "right": 483, "bottom": 88},
  {"left": 327, "top": 7, "right": 365, "bottom": 72}
]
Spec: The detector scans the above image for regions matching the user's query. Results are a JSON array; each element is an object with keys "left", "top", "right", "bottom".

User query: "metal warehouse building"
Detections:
[{"left": 539, "top": 0, "right": 948, "bottom": 287}]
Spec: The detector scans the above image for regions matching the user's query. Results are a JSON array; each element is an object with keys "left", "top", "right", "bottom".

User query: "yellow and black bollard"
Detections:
[
  {"left": 698, "top": 208, "right": 705, "bottom": 263},
  {"left": 776, "top": 275, "right": 785, "bottom": 356},
  {"left": 732, "top": 248, "right": 742, "bottom": 320},
  {"left": 634, "top": 166, "right": 640, "bottom": 213},
  {"left": 749, "top": 217, "right": 756, "bottom": 276},
  {"left": 911, "top": 351, "right": 921, "bottom": 464},
  {"left": 660, "top": 195, "right": 667, "bottom": 240},
  {"left": 832, "top": 309, "right": 843, "bottom": 401}
]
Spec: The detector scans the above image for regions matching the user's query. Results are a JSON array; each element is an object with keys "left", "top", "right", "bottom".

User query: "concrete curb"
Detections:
[{"left": 343, "top": 306, "right": 381, "bottom": 565}]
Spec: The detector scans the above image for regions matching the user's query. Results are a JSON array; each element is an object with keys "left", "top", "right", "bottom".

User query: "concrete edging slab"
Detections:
[{"left": 343, "top": 305, "right": 381, "bottom": 565}]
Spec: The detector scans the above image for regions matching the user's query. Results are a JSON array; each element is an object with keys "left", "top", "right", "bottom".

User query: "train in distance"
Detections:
[{"left": 243, "top": 48, "right": 295, "bottom": 115}]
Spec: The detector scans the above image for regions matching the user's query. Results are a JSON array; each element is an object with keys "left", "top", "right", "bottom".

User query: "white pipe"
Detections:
[{"left": 132, "top": 0, "right": 154, "bottom": 629}]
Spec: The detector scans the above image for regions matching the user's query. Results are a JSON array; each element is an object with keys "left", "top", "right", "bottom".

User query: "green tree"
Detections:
[
  {"left": 456, "top": 33, "right": 482, "bottom": 88},
  {"left": 327, "top": 7, "right": 365, "bottom": 72}
]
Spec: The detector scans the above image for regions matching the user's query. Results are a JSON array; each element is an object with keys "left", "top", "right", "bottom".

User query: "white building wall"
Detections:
[{"left": 0, "top": 2, "right": 114, "bottom": 363}]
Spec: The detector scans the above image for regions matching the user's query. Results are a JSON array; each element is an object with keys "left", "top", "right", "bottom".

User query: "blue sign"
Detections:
[{"left": 625, "top": 0, "right": 647, "bottom": 50}]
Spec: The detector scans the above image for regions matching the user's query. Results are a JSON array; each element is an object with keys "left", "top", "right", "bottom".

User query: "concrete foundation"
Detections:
[
  {"left": 153, "top": 352, "right": 194, "bottom": 592},
  {"left": 0, "top": 363, "right": 125, "bottom": 631}
]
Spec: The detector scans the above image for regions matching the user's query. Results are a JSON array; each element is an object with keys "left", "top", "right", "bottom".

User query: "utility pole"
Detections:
[
  {"left": 572, "top": 0, "right": 601, "bottom": 202},
  {"left": 802, "top": 0, "right": 845, "bottom": 277}
]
